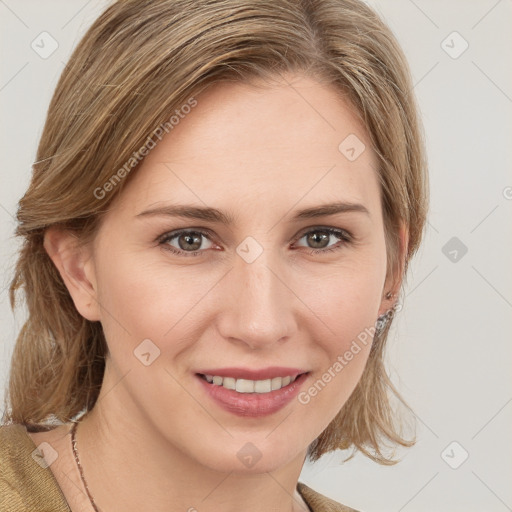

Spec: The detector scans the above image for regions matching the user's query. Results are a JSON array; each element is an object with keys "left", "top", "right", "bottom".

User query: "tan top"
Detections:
[{"left": 0, "top": 423, "right": 359, "bottom": 512}]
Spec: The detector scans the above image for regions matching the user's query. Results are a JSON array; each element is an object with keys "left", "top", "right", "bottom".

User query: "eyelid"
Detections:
[
  {"left": 157, "top": 227, "right": 216, "bottom": 243},
  {"left": 292, "top": 225, "right": 353, "bottom": 244},
  {"left": 157, "top": 225, "right": 351, "bottom": 243}
]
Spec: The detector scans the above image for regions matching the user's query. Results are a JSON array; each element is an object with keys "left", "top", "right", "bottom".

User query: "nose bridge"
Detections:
[{"left": 218, "top": 247, "right": 296, "bottom": 348}]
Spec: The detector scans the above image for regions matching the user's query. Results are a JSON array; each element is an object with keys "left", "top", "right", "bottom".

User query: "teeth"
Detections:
[
  {"left": 254, "top": 379, "right": 272, "bottom": 393},
  {"left": 222, "top": 376, "right": 235, "bottom": 390},
  {"left": 235, "top": 379, "right": 254, "bottom": 393},
  {"left": 271, "top": 377, "right": 281, "bottom": 390},
  {"left": 202, "top": 374, "right": 299, "bottom": 393}
]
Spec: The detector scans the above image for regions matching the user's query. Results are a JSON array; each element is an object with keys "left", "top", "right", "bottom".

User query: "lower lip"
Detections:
[{"left": 196, "top": 373, "right": 309, "bottom": 417}]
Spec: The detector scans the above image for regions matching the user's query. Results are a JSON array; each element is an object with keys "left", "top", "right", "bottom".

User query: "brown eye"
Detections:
[
  {"left": 160, "top": 229, "right": 214, "bottom": 255},
  {"left": 295, "top": 227, "right": 352, "bottom": 253},
  {"left": 306, "top": 231, "right": 331, "bottom": 249},
  {"left": 177, "top": 232, "right": 203, "bottom": 251}
]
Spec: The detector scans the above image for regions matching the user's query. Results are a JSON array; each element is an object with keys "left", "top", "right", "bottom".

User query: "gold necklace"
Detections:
[{"left": 70, "top": 421, "right": 100, "bottom": 512}]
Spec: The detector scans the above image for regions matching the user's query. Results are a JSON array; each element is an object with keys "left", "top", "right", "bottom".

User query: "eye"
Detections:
[
  {"left": 294, "top": 227, "right": 352, "bottom": 254},
  {"left": 157, "top": 226, "right": 353, "bottom": 258},
  {"left": 158, "top": 229, "right": 215, "bottom": 257}
]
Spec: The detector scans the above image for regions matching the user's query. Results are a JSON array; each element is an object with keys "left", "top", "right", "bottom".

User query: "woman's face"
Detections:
[{"left": 79, "top": 73, "right": 395, "bottom": 473}]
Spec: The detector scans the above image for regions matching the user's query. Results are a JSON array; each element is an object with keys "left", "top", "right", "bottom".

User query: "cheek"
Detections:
[
  {"left": 93, "top": 247, "right": 218, "bottom": 348},
  {"left": 297, "top": 293, "right": 375, "bottom": 428},
  {"left": 295, "top": 255, "right": 384, "bottom": 338},
  {"left": 292, "top": 258, "right": 383, "bottom": 412}
]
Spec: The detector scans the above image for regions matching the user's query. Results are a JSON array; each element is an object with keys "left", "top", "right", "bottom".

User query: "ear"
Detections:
[
  {"left": 44, "top": 227, "right": 101, "bottom": 322},
  {"left": 378, "top": 221, "right": 409, "bottom": 316}
]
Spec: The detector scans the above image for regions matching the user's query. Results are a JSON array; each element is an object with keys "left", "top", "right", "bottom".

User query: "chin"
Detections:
[{"left": 191, "top": 437, "right": 302, "bottom": 475}]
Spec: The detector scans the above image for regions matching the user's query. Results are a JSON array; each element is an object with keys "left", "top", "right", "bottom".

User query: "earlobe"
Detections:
[
  {"left": 44, "top": 227, "right": 101, "bottom": 321},
  {"left": 379, "top": 222, "right": 409, "bottom": 316}
]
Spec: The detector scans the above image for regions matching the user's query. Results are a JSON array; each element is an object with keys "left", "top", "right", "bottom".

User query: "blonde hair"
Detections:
[{"left": 3, "top": 0, "right": 428, "bottom": 465}]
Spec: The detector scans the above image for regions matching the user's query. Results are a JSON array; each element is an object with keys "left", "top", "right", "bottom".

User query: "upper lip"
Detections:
[{"left": 195, "top": 366, "right": 308, "bottom": 381}]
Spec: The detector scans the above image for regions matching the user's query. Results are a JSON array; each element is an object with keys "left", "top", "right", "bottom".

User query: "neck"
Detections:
[{"left": 76, "top": 367, "right": 310, "bottom": 512}]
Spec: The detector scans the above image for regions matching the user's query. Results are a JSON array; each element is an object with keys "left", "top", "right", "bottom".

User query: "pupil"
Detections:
[
  {"left": 179, "top": 232, "right": 202, "bottom": 251},
  {"left": 308, "top": 231, "right": 329, "bottom": 249}
]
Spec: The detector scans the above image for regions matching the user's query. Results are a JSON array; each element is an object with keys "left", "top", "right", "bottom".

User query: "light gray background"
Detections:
[{"left": 1, "top": 1, "right": 511, "bottom": 511}]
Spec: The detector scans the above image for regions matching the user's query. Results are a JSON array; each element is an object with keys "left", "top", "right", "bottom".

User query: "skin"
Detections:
[{"left": 29, "top": 72, "right": 407, "bottom": 512}]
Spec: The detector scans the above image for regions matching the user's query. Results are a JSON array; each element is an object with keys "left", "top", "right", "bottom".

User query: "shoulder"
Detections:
[
  {"left": 0, "top": 423, "right": 71, "bottom": 512},
  {"left": 297, "top": 481, "right": 361, "bottom": 512}
]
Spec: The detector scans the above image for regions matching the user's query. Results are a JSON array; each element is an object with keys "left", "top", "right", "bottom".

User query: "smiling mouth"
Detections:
[{"left": 197, "top": 372, "right": 309, "bottom": 394}]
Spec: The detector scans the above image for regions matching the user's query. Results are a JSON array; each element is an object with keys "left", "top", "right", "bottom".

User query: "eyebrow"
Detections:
[{"left": 136, "top": 201, "right": 370, "bottom": 224}]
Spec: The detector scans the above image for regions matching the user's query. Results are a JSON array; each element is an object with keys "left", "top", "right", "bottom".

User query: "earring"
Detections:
[
  {"left": 375, "top": 292, "right": 396, "bottom": 336},
  {"left": 375, "top": 311, "right": 390, "bottom": 334},
  {"left": 375, "top": 303, "right": 396, "bottom": 335}
]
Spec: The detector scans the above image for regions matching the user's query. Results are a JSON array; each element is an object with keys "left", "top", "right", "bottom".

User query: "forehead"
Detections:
[{"left": 115, "top": 74, "right": 381, "bottom": 218}]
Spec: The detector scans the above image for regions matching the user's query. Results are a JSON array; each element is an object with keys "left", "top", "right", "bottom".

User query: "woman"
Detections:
[{"left": 0, "top": 0, "right": 428, "bottom": 510}]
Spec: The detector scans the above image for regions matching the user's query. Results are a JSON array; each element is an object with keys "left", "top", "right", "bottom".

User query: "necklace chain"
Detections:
[
  {"left": 70, "top": 421, "right": 305, "bottom": 512},
  {"left": 70, "top": 421, "right": 100, "bottom": 512}
]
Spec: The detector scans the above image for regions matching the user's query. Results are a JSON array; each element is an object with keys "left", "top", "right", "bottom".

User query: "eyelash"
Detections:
[{"left": 157, "top": 227, "right": 353, "bottom": 258}]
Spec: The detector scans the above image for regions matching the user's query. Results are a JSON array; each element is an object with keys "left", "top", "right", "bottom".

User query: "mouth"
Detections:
[
  {"left": 196, "top": 372, "right": 309, "bottom": 394},
  {"left": 195, "top": 370, "right": 311, "bottom": 417}
]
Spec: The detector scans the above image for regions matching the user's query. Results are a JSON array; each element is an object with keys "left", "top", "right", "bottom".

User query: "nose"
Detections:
[{"left": 215, "top": 249, "right": 298, "bottom": 350}]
